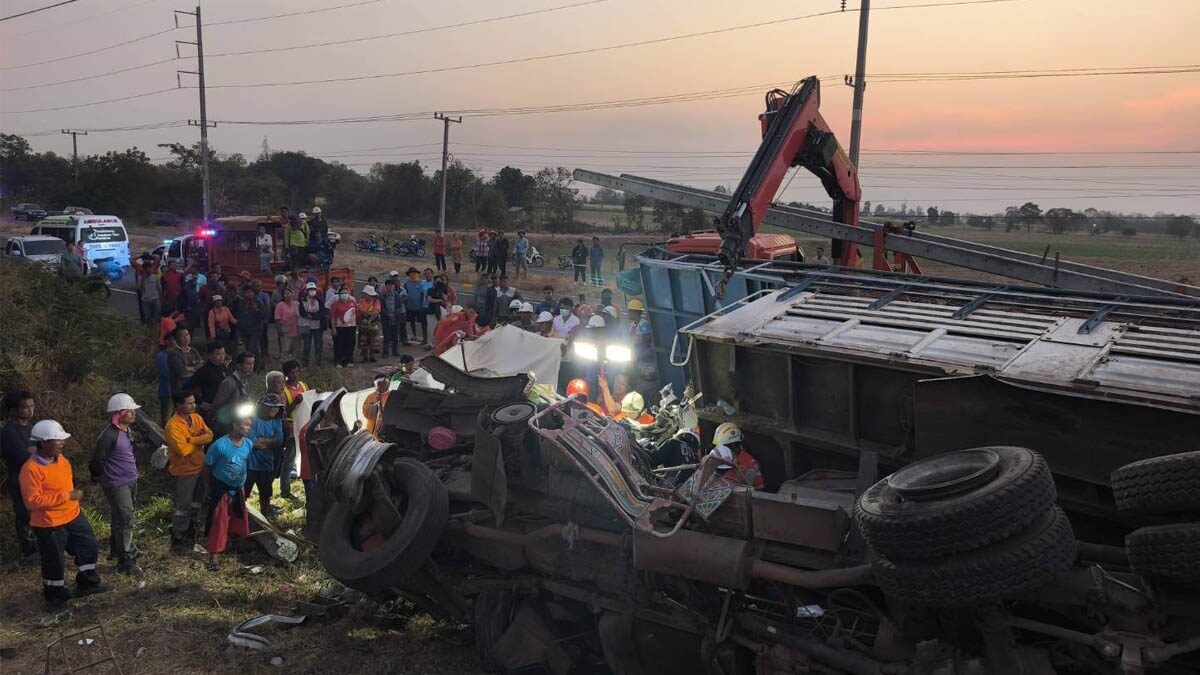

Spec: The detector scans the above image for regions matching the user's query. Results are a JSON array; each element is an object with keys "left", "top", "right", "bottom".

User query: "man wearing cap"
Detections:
[
  {"left": 285, "top": 208, "right": 310, "bottom": 270},
  {"left": 89, "top": 393, "right": 143, "bottom": 576},
  {"left": 247, "top": 394, "right": 286, "bottom": 516},
  {"left": 536, "top": 310, "right": 555, "bottom": 337},
  {"left": 165, "top": 391, "right": 213, "bottom": 550},
  {"left": 308, "top": 206, "right": 330, "bottom": 263},
  {"left": 380, "top": 278, "right": 405, "bottom": 358},
  {"left": 512, "top": 302, "right": 537, "bottom": 330},
  {"left": 202, "top": 413, "right": 253, "bottom": 571},
  {"left": 298, "top": 281, "right": 327, "bottom": 367},
  {"left": 22, "top": 420, "right": 109, "bottom": 610}
]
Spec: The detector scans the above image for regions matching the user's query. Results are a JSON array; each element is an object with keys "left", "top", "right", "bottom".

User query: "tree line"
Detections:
[
  {"left": 0, "top": 134, "right": 582, "bottom": 231},
  {"left": 3, "top": 133, "right": 1194, "bottom": 238}
]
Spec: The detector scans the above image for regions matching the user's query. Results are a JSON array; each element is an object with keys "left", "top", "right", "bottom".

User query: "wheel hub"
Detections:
[
  {"left": 887, "top": 448, "right": 1001, "bottom": 501},
  {"left": 491, "top": 401, "right": 536, "bottom": 426}
]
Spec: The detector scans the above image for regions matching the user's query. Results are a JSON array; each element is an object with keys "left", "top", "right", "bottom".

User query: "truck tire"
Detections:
[
  {"left": 473, "top": 590, "right": 517, "bottom": 673},
  {"left": 855, "top": 447, "right": 1055, "bottom": 560},
  {"left": 1126, "top": 522, "right": 1200, "bottom": 583},
  {"left": 319, "top": 457, "right": 448, "bottom": 593},
  {"left": 873, "top": 507, "right": 1076, "bottom": 607},
  {"left": 1110, "top": 451, "right": 1200, "bottom": 515}
]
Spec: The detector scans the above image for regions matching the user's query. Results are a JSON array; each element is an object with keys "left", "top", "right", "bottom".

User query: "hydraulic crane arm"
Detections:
[{"left": 717, "top": 77, "right": 861, "bottom": 279}]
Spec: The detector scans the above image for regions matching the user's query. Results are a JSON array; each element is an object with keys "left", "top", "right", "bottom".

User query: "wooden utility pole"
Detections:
[
  {"left": 176, "top": 6, "right": 215, "bottom": 223},
  {"left": 434, "top": 113, "right": 462, "bottom": 235},
  {"left": 846, "top": 0, "right": 871, "bottom": 167},
  {"left": 60, "top": 129, "right": 87, "bottom": 181}
]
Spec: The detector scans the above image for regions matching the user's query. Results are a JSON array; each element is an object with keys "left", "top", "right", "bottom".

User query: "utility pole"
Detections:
[
  {"left": 434, "top": 113, "right": 461, "bottom": 235},
  {"left": 60, "top": 129, "right": 87, "bottom": 181},
  {"left": 176, "top": 6, "right": 215, "bottom": 224},
  {"left": 846, "top": 0, "right": 871, "bottom": 167}
]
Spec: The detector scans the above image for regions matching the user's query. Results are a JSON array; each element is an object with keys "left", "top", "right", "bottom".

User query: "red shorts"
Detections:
[{"left": 205, "top": 492, "right": 250, "bottom": 554}]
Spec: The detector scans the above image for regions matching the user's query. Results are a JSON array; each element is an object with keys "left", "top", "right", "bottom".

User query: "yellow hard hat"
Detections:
[
  {"left": 712, "top": 422, "right": 743, "bottom": 446},
  {"left": 620, "top": 391, "right": 645, "bottom": 416},
  {"left": 627, "top": 298, "right": 645, "bottom": 311}
]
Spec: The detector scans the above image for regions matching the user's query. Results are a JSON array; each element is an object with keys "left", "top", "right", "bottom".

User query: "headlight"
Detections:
[
  {"left": 605, "top": 344, "right": 633, "bottom": 363},
  {"left": 573, "top": 341, "right": 599, "bottom": 362}
]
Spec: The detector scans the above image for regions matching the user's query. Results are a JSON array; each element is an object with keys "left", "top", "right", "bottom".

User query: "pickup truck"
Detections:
[
  {"left": 10, "top": 203, "right": 47, "bottom": 221},
  {"left": 3, "top": 235, "right": 66, "bottom": 267}
]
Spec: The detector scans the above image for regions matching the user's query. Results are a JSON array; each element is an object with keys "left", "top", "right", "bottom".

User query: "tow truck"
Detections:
[
  {"left": 306, "top": 76, "right": 1200, "bottom": 674},
  {"left": 157, "top": 215, "right": 352, "bottom": 291}
]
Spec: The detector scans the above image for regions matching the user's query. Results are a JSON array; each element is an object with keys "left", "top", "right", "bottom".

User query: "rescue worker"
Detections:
[
  {"left": 362, "top": 375, "right": 390, "bottom": 436},
  {"left": 626, "top": 298, "right": 645, "bottom": 338},
  {"left": 165, "top": 392, "right": 213, "bottom": 551},
  {"left": 617, "top": 391, "right": 654, "bottom": 425},
  {"left": 566, "top": 379, "right": 606, "bottom": 417},
  {"left": 513, "top": 302, "right": 537, "bottom": 331},
  {"left": 536, "top": 311, "right": 554, "bottom": 337},
  {"left": 22, "top": 420, "right": 109, "bottom": 610},
  {"left": 712, "top": 422, "right": 764, "bottom": 489},
  {"left": 89, "top": 393, "right": 143, "bottom": 576}
]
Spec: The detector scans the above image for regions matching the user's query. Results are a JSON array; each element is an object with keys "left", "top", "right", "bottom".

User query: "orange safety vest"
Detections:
[{"left": 720, "top": 450, "right": 764, "bottom": 489}]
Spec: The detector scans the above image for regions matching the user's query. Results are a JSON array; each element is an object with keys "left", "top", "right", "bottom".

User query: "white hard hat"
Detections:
[
  {"left": 298, "top": 212, "right": 308, "bottom": 219},
  {"left": 537, "top": 311, "right": 553, "bottom": 323},
  {"left": 31, "top": 420, "right": 71, "bottom": 442},
  {"left": 587, "top": 315, "right": 606, "bottom": 328},
  {"left": 713, "top": 444, "right": 735, "bottom": 470},
  {"left": 389, "top": 270, "right": 400, "bottom": 277},
  {"left": 450, "top": 304, "right": 464, "bottom": 314},
  {"left": 106, "top": 393, "right": 141, "bottom": 413},
  {"left": 519, "top": 302, "right": 535, "bottom": 313},
  {"left": 363, "top": 285, "right": 378, "bottom": 297},
  {"left": 509, "top": 299, "right": 523, "bottom": 310},
  {"left": 312, "top": 206, "right": 322, "bottom": 214}
]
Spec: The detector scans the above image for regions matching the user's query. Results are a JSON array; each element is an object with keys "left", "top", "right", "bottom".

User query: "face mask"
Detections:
[
  {"left": 339, "top": 293, "right": 350, "bottom": 302},
  {"left": 308, "top": 290, "right": 317, "bottom": 297},
  {"left": 560, "top": 309, "right": 571, "bottom": 318}
]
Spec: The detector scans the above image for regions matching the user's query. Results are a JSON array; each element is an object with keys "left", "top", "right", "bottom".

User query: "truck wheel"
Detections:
[
  {"left": 473, "top": 590, "right": 517, "bottom": 673},
  {"left": 318, "top": 457, "right": 448, "bottom": 592},
  {"left": 1126, "top": 522, "right": 1200, "bottom": 583},
  {"left": 873, "top": 507, "right": 1076, "bottom": 607},
  {"left": 855, "top": 447, "right": 1055, "bottom": 560},
  {"left": 1110, "top": 451, "right": 1200, "bottom": 515}
]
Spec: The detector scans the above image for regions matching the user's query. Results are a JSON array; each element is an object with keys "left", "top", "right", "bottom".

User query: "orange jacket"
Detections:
[
  {"left": 720, "top": 450, "right": 764, "bottom": 489},
  {"left": 165, "top": 412, "right": 214, "bottom": 476},
  {"left": 19, "top": 456, "right": 81, "bottom": 528},
  {"left": 362, "top": 391, "right": 389, "bottom": 436}
]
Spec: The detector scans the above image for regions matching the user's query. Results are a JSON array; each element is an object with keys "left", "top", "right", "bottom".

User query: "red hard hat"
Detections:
[
  {"left": 566, "top": 379, "right": 589, "bottom": 397},
  {"left": 576, "top": 304, "right": 593, "bottom": 319}
]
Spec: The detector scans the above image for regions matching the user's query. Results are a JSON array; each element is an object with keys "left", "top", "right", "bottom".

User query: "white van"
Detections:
[{"left": 31, "top": 214, "right": 131, "bottom": 273}]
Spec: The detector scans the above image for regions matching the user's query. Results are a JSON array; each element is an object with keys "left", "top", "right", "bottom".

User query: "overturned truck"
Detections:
[{"left": 306, "top": 275, "right": 1200, "bottom": 674}]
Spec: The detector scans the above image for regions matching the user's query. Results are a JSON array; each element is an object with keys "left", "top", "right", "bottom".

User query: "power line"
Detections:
[
  {"left": 0, "top": 26, "right": 177, "bottom": 71},
  {"left": 1, "top": 0, "right": 156, "bottom": 36},
  {"left": 206, "top": 0, "right": 1021, "bottom": 89},
  {"left": 0, "top": 87, "right": 181, "bottom": 114},
  {"left": 0, "top": 0, "right": 81, "bottom": 22},
  {"left": 205, "top": 0, "right": 385, "bottom": 27},
  {"left": 206, "top": 0, "right": 607, "bottom": 58},
  {"left": 0, "top": 58, "right": 176, "bottom": 92}
]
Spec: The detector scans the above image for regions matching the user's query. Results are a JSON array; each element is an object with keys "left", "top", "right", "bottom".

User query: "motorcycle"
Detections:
[
  {"left": 354, "top": 236, "right": 390, "bottom": 253},
  {"left": 517, "top": 246, "right": 545, "bottom": 268},
  {"left": 557, "top": 254, "right": 574, "bottom": 270},
  {"left": 393, "top": 237, "right": 426, "bottom": 258}
]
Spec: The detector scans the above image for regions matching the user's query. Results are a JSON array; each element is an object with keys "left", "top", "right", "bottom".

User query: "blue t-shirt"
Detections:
[
  {"left": 420, "top": 279, "right": 434, "bottom": 308},
  {"left": 155, "top": 350, "right": 172, "bottom": 397},
  {"left": 246, "top": 416, "right": 284, "bottom": 473},
  {"left": 205, "top": 435, "right": 250, "bottom": 487}
]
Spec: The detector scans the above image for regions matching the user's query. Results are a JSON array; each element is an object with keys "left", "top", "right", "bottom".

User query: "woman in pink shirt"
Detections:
[{"left": 273, "top": 287, "right": 300, "bottom": 358}]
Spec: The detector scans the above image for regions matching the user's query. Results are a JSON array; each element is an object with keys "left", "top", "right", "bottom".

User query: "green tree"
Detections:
[
  {"left": 1166, "top": 215, "right": 1196, "bottom": 239},
  {"left": 651, "top": 200, "right": 685, "bottom": 232},
  {"left": 491, "top": 166, "right": 535, "bottom": 208},
  {"left": 927, "top": 206, "right": 939, "bottom": 223},
  {"left": 623, "top": 193, "right": 649, "bottom": 230},
  {"left": 682, "top": 207, "right": 708, "bottom": 233},
  {"left": 531, "top": 167, "right": 578, "bottom": 231},
  {"left": 1045, "top": 207, "right": 1086, "bottom": 234}
]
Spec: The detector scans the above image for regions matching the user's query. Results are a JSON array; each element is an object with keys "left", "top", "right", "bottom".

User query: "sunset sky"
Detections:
[{"left": 2, "top": 0, "right": 1197, "bottom": 214}]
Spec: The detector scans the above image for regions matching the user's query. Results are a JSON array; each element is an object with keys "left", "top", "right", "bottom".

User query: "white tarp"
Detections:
[{"left": 437, "top": 325, "right": 562, "bottom": 390}]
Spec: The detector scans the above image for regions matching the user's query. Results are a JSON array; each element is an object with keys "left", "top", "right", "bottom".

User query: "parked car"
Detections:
[
  {"left": 47, "top": 206, "right": 94, "bottom": 217},
  {"left": 151, "top": 211, "right": 182, "bottom": 227},
  {"left": 4, "top": 235, "right": 66, "bottom": 267},
  {"left": 10, "top": 203, "right": 47, "bottom": 221}
]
